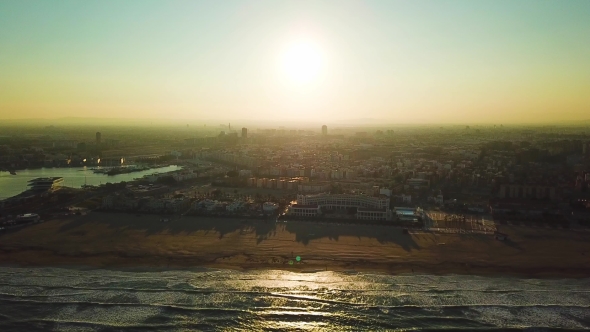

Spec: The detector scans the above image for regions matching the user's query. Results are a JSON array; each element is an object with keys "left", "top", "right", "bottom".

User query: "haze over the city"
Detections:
[{"left": 1, "top": 0, "right": 589, "bottom": 125}]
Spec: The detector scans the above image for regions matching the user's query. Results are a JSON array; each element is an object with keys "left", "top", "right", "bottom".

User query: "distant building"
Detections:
[
  {"left": 405, "top": 178, "right": 430, "bottom": 190},
  {"left": 297, "top": 183, "right": 331, "bottom": 193},
  {"left": 322, "top": 125, "right": 327, "bottom": 136},
  {"left": 399, "top": 194, "right": 412, "bottom": 204},
  {"left": 379, "top": 188, "right": 392, "bottom": 197},
  {"left": 498, "top": 184, "right": 557, "bottom": 200},
  {"left": 96, "top": 132, "right": 101, "bottom": 144},
  {"left": 242, "top": 127, "right": 248, "bottom": 139},
  {"left": 433, "top": 194, "right": 443, "bottom": 205}
]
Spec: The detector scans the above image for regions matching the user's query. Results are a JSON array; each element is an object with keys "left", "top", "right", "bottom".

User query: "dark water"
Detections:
[{"left": 0, "top": 268, "right": 588, "bottom": 331}]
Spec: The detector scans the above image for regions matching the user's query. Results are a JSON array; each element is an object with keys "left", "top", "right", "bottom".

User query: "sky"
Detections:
[{"left": 1, "top": 0, "right": 589, "bottom": 125}]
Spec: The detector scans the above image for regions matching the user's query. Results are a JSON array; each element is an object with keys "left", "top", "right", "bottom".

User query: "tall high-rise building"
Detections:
[
  {"left": 321, "top": 125, "right": 327, "bottom": 136},
  {"left": 242, "top": 127, "right": 248, "bottom": 139},
  {"left": 96, "top": 132, "right": 101, "bottom": 144}
]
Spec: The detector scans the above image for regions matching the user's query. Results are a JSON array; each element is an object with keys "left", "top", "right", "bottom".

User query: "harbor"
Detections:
[{"left": 0, "top": 165, "right": 181, "bottom": 199}]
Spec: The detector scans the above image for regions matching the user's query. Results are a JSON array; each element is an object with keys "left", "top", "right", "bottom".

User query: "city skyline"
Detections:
[{"left": 1, "top": 0, "right": 590, "bottom": 124}]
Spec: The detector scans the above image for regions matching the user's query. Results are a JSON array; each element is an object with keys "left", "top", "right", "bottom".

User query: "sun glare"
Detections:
[{"left": 280, "top": 41, "right": 323, "bottom": 85}]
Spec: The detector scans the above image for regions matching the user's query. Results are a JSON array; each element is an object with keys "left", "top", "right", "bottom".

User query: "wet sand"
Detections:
[{"left": 1, "top": 212, "right": 589, "bottom": 278}]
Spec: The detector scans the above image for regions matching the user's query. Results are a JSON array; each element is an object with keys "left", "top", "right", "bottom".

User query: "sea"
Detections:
[
  {"left": 0, "top": 165, "right": 181, "bottom": 199},
  {"left": 0, "top": 267, "right": 588, "bottom": 331}
]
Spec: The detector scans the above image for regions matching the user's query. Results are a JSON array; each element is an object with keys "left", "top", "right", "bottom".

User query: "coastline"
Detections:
[
  {"left": 2, "top": 253, "right": 589, "bottom": 279},
  {"left": 1, "top": 212, "right": 589, "bottom": 279}
]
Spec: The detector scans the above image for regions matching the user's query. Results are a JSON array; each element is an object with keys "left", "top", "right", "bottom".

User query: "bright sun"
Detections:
[{"left": 280, "top": 41, "right": 323, "bottom": 85}]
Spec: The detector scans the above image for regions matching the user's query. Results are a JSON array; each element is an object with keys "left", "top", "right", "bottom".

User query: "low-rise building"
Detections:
[
  {"left": 226, "top": 201, "right": 245, "bottom": 212},
  {"left": 288, "top": 204, "right": 320, "bottom": 217},
  {"left": 193, "top": 199, "right": 222, "bottom": 211},
  {"left": 498, "top": 184, "right": 558, "bottom": 200},
  {"left": 144, "top": 198, "right": 165, "bottom": 211}
]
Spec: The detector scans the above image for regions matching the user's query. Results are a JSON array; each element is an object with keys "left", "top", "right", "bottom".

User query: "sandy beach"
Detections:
[{"left": 1, "top": 212, "right": 589, "bottom": 278}]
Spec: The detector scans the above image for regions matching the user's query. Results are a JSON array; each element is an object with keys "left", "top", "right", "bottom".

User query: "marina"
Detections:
[{"left": 0, "top": 165, "right": 181, "bottom": 199}]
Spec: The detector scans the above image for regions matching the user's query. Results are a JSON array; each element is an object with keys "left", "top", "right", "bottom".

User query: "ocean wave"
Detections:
[{"left": 0, "top": 268, "right": 588, "bottom": 330}]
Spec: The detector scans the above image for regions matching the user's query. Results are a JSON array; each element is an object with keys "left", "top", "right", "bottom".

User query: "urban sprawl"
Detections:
[{"left": 1, "top": 124, "right": 590, "bottom": 236}]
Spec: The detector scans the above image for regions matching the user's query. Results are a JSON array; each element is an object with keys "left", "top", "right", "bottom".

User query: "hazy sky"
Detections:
[{"left": 1, "top": 0, "right": 589, "bottom": 124}]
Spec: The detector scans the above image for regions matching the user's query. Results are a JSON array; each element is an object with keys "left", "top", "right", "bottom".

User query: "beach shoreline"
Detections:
[
  {"left": 1, "top": 212, "right": 589, "bottom": 279},
  {"left": 2, "top": 254, "right": 589, "bottom": 279}
]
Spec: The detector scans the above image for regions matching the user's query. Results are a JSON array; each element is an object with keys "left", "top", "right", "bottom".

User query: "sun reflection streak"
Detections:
[{"left": 236, "top": 270, "right": 354, "bottom": 331}]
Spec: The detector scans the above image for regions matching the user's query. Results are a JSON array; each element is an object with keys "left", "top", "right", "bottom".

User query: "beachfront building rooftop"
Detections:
[
  {"left": 289, "top": 194, "right": 394, "bottom": 220},
  {"left": 296, "top": 193, "right": 390, "bottom": 210},
  {"left": 289, "top": 204, "right": 320, "bottom": 217}
]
